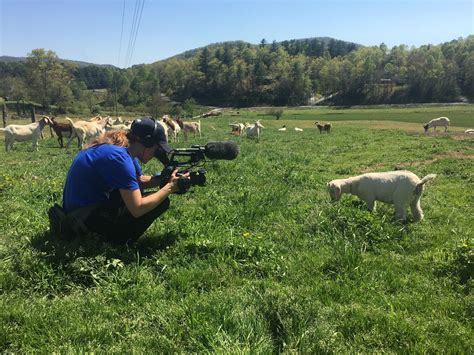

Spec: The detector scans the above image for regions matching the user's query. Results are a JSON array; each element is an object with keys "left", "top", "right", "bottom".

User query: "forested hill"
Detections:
[
  {"left": 164, "top": 37, "right": 362, "bottom": 61},
  {"left": 1, "top": 36, "right": 473, "bottom": 114},
  {"left": 0, "top": 56, "right": 115, "bottom": 68}
]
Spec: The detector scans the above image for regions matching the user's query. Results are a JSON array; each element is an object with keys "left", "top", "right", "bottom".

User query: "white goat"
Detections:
[
  {"left": 423, "top": 117, "right": 450, "bottom": 132},
  {"left": 155, "top": 120, "right": 170, "bottom": 143},
  {"left": 65, "top": 116, "right": 110, "bottom": 148},
  {"left": 294, "top": 127, "right": 303, "bottom": 132},
  {"left": 327, "top": 170, "right": 437, "bottom": 222},
  {"left": 0, "top": 117, "right": 50, "bottom": 151},
  {"left": 105, "top": 124, "right": 130, "bottom": 132},
  {"left": 162, "top": 116, "right": 181, "bottom": 142},
  {"left": 245, "top": 120, "right": 265, "bottom": 139}
]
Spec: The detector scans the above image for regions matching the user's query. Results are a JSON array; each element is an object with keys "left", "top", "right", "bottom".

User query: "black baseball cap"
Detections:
[{"left": 130, "top": 117, "right": 173, "bottom": 153}]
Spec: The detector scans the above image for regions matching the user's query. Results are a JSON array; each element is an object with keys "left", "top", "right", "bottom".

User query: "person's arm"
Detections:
[
  {"left": 138, "top": 175, "right": 161, "bottom": 189},
  {"left": 120, "top": 169, "right": 186, "bottom": 218}
]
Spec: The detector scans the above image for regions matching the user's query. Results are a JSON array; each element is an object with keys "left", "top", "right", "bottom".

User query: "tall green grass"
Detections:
[{"left": 0, "top": 107, "right": 472, "bottom": 352}]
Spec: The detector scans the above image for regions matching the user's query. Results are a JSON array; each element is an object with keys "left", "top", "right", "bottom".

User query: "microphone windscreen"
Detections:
[{"left": 204, "top": 141, "right": 240, "bottom": 160}]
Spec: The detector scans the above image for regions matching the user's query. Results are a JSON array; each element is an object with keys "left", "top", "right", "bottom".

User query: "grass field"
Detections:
[{"left": 1, "top": 106, "right": 473, "bottom": 352}]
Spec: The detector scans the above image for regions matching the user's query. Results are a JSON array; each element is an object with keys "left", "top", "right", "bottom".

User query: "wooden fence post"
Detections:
[
  {"left": 2, "top": 104, "right": 6, "bottom": 127},
  {"left": 30, "top": 104, "right": 36, "bottom": 123}
]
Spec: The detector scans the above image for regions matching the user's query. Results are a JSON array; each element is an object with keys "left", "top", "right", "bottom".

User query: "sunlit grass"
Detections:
[{"left": 0, "top": 106, "right": 473, "bottom": 352}]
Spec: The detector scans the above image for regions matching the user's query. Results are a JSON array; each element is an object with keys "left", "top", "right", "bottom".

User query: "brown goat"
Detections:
[
  {"left": 315, "top": 121, "right": 332, "bottom": 134},
  {"left": 176, "top": 118, "right": 201, "bottom": 141},
  {"left": 48, "top": 117, "right": 77, "bottom": 148}
]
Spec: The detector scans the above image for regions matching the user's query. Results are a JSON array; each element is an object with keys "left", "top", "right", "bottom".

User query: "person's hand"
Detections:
[{"left": 166, "top": 169, "right": 190, "bottom": 193}]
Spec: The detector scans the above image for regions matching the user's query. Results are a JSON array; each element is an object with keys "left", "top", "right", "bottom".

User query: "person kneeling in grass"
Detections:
[{"left": 49, "top": 117, "right": 188, "bottom": 244}]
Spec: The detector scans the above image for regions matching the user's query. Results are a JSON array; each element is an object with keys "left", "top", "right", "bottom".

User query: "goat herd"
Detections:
[
  {"left": 0, "top": 113, "right": 471, "bottom": 223},
  {"left": 229, "top": 120, "right": 332, "bottom": 139},
  {"left": 0, "top": 114, "right": 203, "bottom": 151}
]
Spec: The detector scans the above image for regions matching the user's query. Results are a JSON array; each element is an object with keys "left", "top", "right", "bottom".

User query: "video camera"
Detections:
[{"left": 155, "top": 141, "right": 240, "bottom": 193}]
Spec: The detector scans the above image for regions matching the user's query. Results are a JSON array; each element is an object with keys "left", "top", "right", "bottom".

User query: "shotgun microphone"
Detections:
[{"left": 204, "top": 141, "right": 240, "bottom": 160}]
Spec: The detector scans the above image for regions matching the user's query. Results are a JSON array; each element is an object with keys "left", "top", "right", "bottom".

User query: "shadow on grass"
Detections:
[
  {"left": 18, "top": 230, "right": 188, "bottom": 291},
  {"left": 31, "top": 230, "right": 185, "bottom": 263}
]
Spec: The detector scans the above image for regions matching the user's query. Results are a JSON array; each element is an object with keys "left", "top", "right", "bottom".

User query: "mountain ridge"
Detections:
[{"left": 1, "top": 36, "right": 363, "bottom": 68}]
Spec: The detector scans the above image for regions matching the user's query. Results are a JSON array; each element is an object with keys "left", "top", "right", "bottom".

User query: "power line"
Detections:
[
  {"left": 124, "top": 0, "right": 140, "bottom": 67},
  {"left": 113, "top": 0, "right": 127, "bottom": 116},
  {"left": 124, "top": 0, "right": 145, "bottom": 68},
  {"left": 128, "top": 0, "right": 145, "bottom": 67},
  {"left": 117, "top": 0, "right": 126, "bottom": 68}
]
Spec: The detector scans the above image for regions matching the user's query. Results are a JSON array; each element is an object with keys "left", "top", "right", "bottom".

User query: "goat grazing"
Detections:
[
  {"left": 327, "top": 170, "right": 436, "bottom": 222},
  {"left": 423, "top": 117, "right": 450, "bottom": 132},
  {"left": 245, "top": 120, "right": 265, "bottom": 139},
  {"left": 48, "top": 117, "right": 76, "bottom": 148},
  {"left": 0, "top": 116, "right": 50, "bottom": 151},
  {"left": 176, "top": 119, "right": 201, "bottom": 141},
  {"left": 315, "top": 121, "right": 332, "bottom": 134}
]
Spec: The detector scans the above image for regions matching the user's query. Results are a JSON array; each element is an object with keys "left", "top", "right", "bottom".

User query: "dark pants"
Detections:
[{"left": 83, "top": 191, "right": 170, "bottom": 244}]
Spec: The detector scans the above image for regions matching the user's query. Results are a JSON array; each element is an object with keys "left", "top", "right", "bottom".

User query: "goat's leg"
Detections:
[
  {"left": 410, "top": 197, "right": 424, "bottom": 222},
  {"left": 366, "top": 199, "right": 376, "bottom": 212},
  {"left": 65, "top": 133, "right": 76, "bottom": 148},
  {"left": 32, "top": 138, "right": 39, "bottom": 151},
  {"left": 393, "top": 200, "right": 407, "bottom": 222}
]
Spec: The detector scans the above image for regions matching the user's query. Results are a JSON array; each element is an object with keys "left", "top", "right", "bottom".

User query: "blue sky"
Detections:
[{"left": 1, "top": 0, "right": 472, "bottom": 68}]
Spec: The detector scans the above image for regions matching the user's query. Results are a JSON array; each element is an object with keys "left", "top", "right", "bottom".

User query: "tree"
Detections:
[
  {"left": 463, "top": 52, "right": 474, "bottom": 98},
  {"left": 267, "top": 108, "right": 284, "bottom": 120},
  {"left": 182, "top": 98, "right": 197, "bottom": 117},
  {"left": 26, "top": 49, "right": 73, "bottom": 109},
  {"left": 0, "top": 76, "right": 28, "bottom": 101},
  {"left": 287, "top": 55, "right": 312, "bottom": 105}
]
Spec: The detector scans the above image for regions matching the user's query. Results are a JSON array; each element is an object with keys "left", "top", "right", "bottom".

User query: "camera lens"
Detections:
[{"left": 190, "top": 170, "right": 206, "bottom": 186}]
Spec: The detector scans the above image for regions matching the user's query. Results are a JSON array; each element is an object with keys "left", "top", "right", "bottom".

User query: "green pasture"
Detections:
[
  {"left": 242, "top": 104, "right": 474, "bottom": 128},
  {"left": 0, "top": 106, "right": 473, "bottom": 352}
]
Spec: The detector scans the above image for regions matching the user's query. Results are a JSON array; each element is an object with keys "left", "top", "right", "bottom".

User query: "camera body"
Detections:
[
  {"left": 158, "top": 165, "right": 206, "bottom": 193},
  {"left": 154, "top": 141, "right": 239, "bottom": 194},
  {"left": 177, "top": 169, "right": 206, "bottom": 192},
  {"left": 156, "top": 146, "right": 208, "bottom": 193}
]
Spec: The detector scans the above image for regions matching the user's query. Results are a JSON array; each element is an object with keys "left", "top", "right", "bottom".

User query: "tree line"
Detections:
[{"left": 0, "top": 36, "right": 472, "bottom": 115}]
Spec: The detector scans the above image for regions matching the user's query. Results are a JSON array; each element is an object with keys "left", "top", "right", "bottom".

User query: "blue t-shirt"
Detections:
[{"left": 63, "top": 144, "right": 140, "bottom": 212}]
